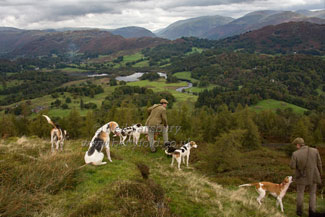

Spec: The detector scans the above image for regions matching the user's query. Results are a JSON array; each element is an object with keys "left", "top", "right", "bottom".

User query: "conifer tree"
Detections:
[
  {"left": 291, "top": 116, "right": 313, "bottom": 144},
  {"left": 82, "top": 111, "right": 97, "bottom": 138}
]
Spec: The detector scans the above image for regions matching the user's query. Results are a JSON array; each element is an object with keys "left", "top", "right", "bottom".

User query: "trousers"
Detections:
[
  {"left": 296, "top": 183, "right": 317, "bottom": 215},
  {"left": 148, "top": 126, "right": 168, "bottom": 151}
]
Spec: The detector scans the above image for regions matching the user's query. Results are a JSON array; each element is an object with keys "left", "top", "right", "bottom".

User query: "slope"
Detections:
[
  {"left": 157, "top": 15, "right": 233, "bottom": 40},
  {"left": 207, "top": 11, "right": 325, "bottom": 39},
  {"left": 1, "top": 137, "right": 324, "bottom": 216}
]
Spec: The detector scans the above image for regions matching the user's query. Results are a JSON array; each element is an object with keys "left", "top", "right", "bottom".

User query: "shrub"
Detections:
[
  {"left": 204, "top": 129, "right": 245, "bottom": 173},
  {"left": 0, "top": 139, "right": 82, "bottom": 217}
]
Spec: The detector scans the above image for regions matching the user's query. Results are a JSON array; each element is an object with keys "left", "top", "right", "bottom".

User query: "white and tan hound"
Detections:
[
  {"left": 165, "top": 141, "right": 198, "bottom": 170},
  {"left": 89, "top": 121, "right": 122, "bottom": 162},
  {"left": 132, "top": 124, "right": 149, "bottom": 145},
  {"left": 43, "top": 115, "right": 67, "bottom": 152},
  {"left": 84, "top": 131, "right": 108, "bottom": 165},
  {"left": 239, "top": 176, "right": 293, "bottom": 212}
]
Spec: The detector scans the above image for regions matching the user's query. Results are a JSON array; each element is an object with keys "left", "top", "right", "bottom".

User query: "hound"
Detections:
[
  {"left": 132, "top": 124, "right": 149, "bottom": 145},
  {"left": 239, "top": 176, "right": 293, "bottom": 212},
  {"left": 120, "top": 125, "right": 137, "bottom": 145},
  {"left": 165, "top": 141, "right": 198, "bottom": 170},
  {"left": 89, "top": 121, "right": 122, "bottom": 162},
  {"left": 84, "top": 131, "right": 108, "bottom": 165},
  {"left": 43, "top": 115, "right": 67, "bottom": 152}
]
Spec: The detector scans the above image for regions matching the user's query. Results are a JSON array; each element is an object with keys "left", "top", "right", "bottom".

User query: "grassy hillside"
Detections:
[
  {"left": 2, "top": 137, "right": 324, "bottom": 217},
  {"left": 173, "top": 71, "right": 198, "bottom": 83},
  {"left": 172, "top": 71, "right": 216, "bottom": 93},
  {"left": 126, "top": 78, "right": 197, "bottom": 104},
  {"left": 250, "top": 99, "right": 308, "bottom": 114}
]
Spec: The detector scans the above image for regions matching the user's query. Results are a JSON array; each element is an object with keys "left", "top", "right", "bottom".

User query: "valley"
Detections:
[{"left": 0, "top": 10, "right": 325, "bottom": 217}]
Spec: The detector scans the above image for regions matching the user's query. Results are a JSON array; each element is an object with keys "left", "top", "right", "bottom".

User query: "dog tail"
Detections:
[
  {"left": 238, "top": 183, "right": 253, "bottom": 187},
  {"left": 165, "top": 149, "right": 173, "bottom": 155},
  {"left": 42, "top": 115, "right": 57, "bottom": 129}
]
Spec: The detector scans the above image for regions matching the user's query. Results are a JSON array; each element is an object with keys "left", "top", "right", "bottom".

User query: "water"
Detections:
[
  {"left": 115, "top": 72, "right": 192, "bottom": 93},
  {"left": 116, "top": 72, "right": 167, "bottom": 82},
  {"left": 176, "top": 82, "right": 193, "bottom": 92},
  {"left": 116, "top": 72, "right": 144, "bottom": 82}
]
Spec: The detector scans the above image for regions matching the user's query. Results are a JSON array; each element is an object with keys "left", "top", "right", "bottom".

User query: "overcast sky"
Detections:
[{"left": 0, "top": 0, "right": 324, "bottom": 31}]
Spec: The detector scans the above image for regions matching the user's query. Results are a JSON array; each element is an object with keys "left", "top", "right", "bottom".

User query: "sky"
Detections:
[{"left": 0, "top": 0, "right": 324, "bottom": 31}]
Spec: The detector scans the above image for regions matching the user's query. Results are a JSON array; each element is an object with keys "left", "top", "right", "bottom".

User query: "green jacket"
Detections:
[
  {"left": 145, "top": 104, "right": 167, "bottom": 127},
  {"left": 290, "top": 146, "right": 322, "bottom": 185}
]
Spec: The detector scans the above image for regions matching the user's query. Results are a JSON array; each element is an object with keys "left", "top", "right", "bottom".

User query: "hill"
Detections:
[
  {"left": 0, "top": 29, "right": 168, "bottom": 57},
  {"left": 206, "top": 10, "right": 325, "bottom": 39},
  {"left": 0, "top": 29, "right": 47, "bottom": 55},
  {"left": 111, "top": 26, "right": 156, "bottom": 38},
  {"left": 156, "top": 15, "right": 233, "bottom": 40},
  {"left": 154, "top": 10, "right": 325, "bottom": 40},
  {"left": 216, "top": 22, "right": 325, "bottom": 55},
  {"left": 296, "top": 9, "right": 325, "bottom": 19},
  {"left": 1, "top": 137, "right": 324, "bottom": 216}
]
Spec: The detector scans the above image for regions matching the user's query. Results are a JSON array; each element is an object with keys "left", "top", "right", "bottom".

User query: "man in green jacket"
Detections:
[
  {"left": 290, "top": 137, "right": 323, "bottom": 216},
  {"left": 145, "top": 99, "right": 168, "bottom": 152}
]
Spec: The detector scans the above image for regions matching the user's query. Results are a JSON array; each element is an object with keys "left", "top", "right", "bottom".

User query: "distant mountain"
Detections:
[
  {"left": 206, "top": 11, "right": 325, "bottom": 39},
  {"left": 0, "top": 29, "right": 48, "bottom": 54},
  {"left": 156, "top": 15, "right": 234, "bottom": 40},
  {"left": 296, "top": 9, "right": 325, "bottom": 19},
  {"left": 45, "top": 26, "right": 156, "bottom": 38},
  {"left": 0, "top": 29, "right": 168, "bottom": 57},
  {"left": 216, "top": 22, "right": 325, "bottom": 55},
  {"left": 110, "top": 26, "right": 156, "bottom": 38},
  {"left": 0, "top": 27, "right": 22, "bottom": 31}
]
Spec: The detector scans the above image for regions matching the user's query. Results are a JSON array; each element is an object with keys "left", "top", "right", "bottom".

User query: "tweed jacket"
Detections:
[
  {"left": 290, "top": 146, "right": 322, "bottom": 185},
  {"left": 145, "top": 104, "right": 167, "bottom": 127}
]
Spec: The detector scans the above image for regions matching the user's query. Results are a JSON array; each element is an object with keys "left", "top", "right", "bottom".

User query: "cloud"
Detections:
[{"left": 0, "top": 0, "right": 323, "bottom": 31}]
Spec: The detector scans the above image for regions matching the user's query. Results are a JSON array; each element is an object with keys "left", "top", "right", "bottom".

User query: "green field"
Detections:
[
  {"left": 250, "top": 99, "right": 308, "bottom": 114},
  {"left": 173, "top": 71, "right": 198, "bottom": 82},
  {"left": 173, "top": 71, "right": 217, "bottom": 93},
  {"left": 126, "top": 78, "right": 197, "bottom": 103},
  {"left": 0, "top": 79, "right": 23, "bottom": 90},
  {"left": 59, "top": 67, "right": 88, "bottom": 73},
  {"left": 132, "top": 59, "right": 149, "bottom": 67},
  {"left": 112, "top": 52, "right": 149, "bottom": 68},
  {"left": 186, "top": 47, "right": 204, "bottom": 55}
]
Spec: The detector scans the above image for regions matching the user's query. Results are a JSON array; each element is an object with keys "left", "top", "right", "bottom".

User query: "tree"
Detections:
[
  {"left": 139, "top": 72, "right": 160, "bottom": 81},
  {"left": 242, "top": 117, "right": 261, "bottom": 149},
  {"left": 61, "top": 103, "right": 69, "bottom": 109},
  {"left": 207, "top": 130, "right": 245, "bottom": 173},
  {"left": 80, "top": 98, "right": 84, "bottom": 110},
  {"left": 81, "top": 111, "right": 97, "bottom": 138},
  {"left": 109, "top": 78, "right": 117, "bottom": 86},
  {"left": 119, "top": 80, "right": 127, "bottom": 85},
  {"left": 65, "top": 97, "right": 71, "bottom": 103},
  {"left": 166, "top": 74, "right": 178, "bottom": 83},
  {"left": 29, "top": 114, "right": 52, "bottom": 138},
  {"left": 64, "top": 108, "right": 82, "bottom": 139},
  {"left": 291, "top": 116, "right": 313, "bottom": 144}
]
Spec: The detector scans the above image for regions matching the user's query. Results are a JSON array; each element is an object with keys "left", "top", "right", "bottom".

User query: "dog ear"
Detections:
[{"left": 164, "top": 141, "right": 171, "bottom": 147}]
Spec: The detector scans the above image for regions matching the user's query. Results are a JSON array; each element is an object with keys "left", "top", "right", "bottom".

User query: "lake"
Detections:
[{"left": 116, "top": 72, "right": 167, "bottom": 82}]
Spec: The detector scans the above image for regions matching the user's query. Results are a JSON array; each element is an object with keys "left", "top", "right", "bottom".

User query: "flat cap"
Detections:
[
  {"left": 292, "top": 137, "right": 305, "bottom": 145},
  {"left": 160, "top": 99, "right": 168, "bottom": 104}
]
